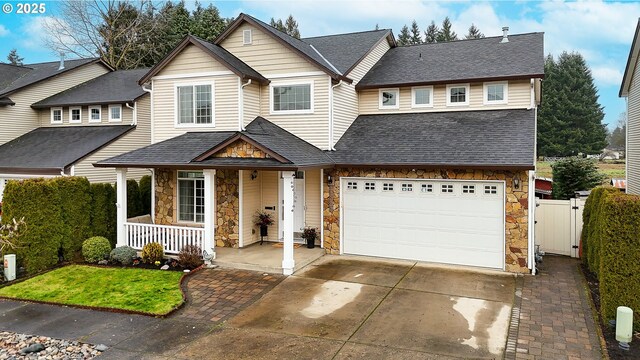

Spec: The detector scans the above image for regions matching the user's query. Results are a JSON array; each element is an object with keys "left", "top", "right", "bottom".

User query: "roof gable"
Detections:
[{"left": 620, "top": 18, "right": 640, "bottom": 97}]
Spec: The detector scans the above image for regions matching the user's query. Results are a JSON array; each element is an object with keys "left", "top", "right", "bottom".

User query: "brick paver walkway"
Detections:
[
  {"left": 515, "top": 256, "right": 603, "bottom": 360},
  {"left": 176, "top": 268, "right": 284, "bottom": 323}
]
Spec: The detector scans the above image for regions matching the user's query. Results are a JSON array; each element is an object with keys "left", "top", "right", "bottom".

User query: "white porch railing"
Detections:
[{"left": 125, "top": 222, "right": 205, "bottom": 254}]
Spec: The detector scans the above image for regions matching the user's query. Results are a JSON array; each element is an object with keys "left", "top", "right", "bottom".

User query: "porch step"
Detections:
[{"left": 212, "top": 245, "right": 325, "bottom": 275}]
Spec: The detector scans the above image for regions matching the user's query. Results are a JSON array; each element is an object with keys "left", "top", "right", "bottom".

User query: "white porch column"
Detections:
[
  {"left": 116, "top": 168, "right": 128, "bottom": 247},
  {"left": 203, "top": 169, "right": 216, "bottom": 264},
  {"left": 282, "top": 171, "right": 296, "bottom": 275}
]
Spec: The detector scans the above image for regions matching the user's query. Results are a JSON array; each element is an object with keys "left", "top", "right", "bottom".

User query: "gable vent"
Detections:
[{"left": 243, "top": 29, "right": 252, "bottom": 45}]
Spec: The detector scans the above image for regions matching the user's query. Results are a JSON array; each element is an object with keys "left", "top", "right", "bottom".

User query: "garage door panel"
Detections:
[{"left": 342, "top": 179, "right": 504, "bottom": 269}]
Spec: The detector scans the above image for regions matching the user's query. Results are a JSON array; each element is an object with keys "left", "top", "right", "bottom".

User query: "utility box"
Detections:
[{"left": 4, "top": 254, "right": 16, "bottom": 281}]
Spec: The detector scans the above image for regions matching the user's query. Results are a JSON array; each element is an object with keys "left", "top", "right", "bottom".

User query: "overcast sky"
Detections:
[{"left": 0, "top": 0, "right": 637, "bottom": 129}]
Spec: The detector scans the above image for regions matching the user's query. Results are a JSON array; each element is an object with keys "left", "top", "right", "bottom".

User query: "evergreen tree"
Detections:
[
  {"left": 551, "top": 158, "right": 604, "bottom": 200},
  {"left": 190, "top": 2, "right": 229, "bottom": 42},
  {"left": 607, "top": 112, "right": 626, "bottom": 149},
  {"left": 465, "top": 24, "right": 484, "bottom": 39},
  {"left": 537, "top": 52, "right": 608, "bottom": 156},
  {"left": 409, "top": 20, "right": 422, "bottom": 44},
  {"left": 270, "top": 14, "right": 300, "bottom": 38},
  {"left": 7, "top": 49, "right": 24, "bottom": 66},
  {"left": 436, "top": 17, "right": 458, "bottom": 42},
  {"left": 397, "top": 24, "right": 411, "bottom": 46},
  {"left": 424, "top": 21, "right": 439, "bottom": 43}
]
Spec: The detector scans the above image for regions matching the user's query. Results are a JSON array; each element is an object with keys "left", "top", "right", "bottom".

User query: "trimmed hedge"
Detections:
[
  {"left": 126, "top": 179, "right": 141, "bottom": 218},
  {"left": 139, "top": 175, "right": 152, "bottom": 216},
  {"left": 54, "top": 177, "right": 92, "bottom": 260},
  {"left": 597, "top": 192, "right": 640, "bottom": 328},
  {"left": 90, "top": 183, "right": 117, "bottom": 247},
  {"left": 583, "top": 187, "right": 619, "bottom": 275}
]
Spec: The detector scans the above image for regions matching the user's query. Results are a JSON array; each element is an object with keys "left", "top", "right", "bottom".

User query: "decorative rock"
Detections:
[
  {"left": 160, "top": 265, "right": 169, "bottom": 270},
  {"left": 95, "top": 344, "right": 108, "bottom": 351},
  {"left": 183, "top": 269, "right": 190, "bottom": 273},
  {"left": 20, "top": 343, "right": 45, "bottom": 354},
  {"left": 97, "top": 260, "right": 108, "bottom": 265}
]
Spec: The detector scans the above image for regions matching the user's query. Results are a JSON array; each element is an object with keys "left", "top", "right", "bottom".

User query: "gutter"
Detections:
[
  {"left": 142, "top": 83, "right": 153, "bottom": 143},
  {"left": 125, "top": 102, "right": 137, "bottom": 125},
  {"left": 239, "top": 79, "right": 252, "bottom": 131}
]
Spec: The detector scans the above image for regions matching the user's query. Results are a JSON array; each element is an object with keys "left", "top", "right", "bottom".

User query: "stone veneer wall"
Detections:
[
  {"left": 322, "top": 168, "right": 530, "bottom": 273},
  {"left": 154, "top": 168, "right": 240, "bottom": 248},
  {"left": 212, "top": 140, "right": 270, "bottom": 159}
]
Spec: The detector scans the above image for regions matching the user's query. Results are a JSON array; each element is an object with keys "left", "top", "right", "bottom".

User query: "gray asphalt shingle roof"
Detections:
[
  {"left": 329, "top": 109, "right": 536, "bottom": 169},
  {"left": 31, "top": 69, "right": 149, "bottom": 108},
  {"left": 190, "top": 36, "right": 268, "bottom": 83},
  {"left": 0, "top": 58, "right": 103, "bottom": 97},
  {"left": 303, "top": 30, "right": 392, "bottom": 75},
  {"left": 357, "top": 33, "right": 544, "bottom": 89},
  {"left": 0, "top": 125, "right": 134, "bottom": 174}
]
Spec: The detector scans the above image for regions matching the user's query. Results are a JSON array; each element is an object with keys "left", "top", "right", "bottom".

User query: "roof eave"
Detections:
[
  {"left": 331, "top": 162, "right": 535, "bottom": 171},
  {"left": 0, "top": 167, "right": 64, "bottom": 176},
  {"left": 31, "top": 97, "right": 146, "bottom": 109},
  {"left": 620, "top": 19, "right": 640, "bottom": 97},
  {"left": 355, "top": 74, "right": 545, "bottom": 90}
]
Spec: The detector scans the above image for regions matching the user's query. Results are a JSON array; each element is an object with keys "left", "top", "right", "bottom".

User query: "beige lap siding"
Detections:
[
  {"left": 304, "top": 169, "right": 322, "bottom": 244},
  {"left": 322, "top": 168, "right": 530, "bottom": 273},
  {"left": 242, "top": 169, "right": 261, "bottom": 246},
  {"left": 627, "top": 55, "right": 640, "bottom": 194}
]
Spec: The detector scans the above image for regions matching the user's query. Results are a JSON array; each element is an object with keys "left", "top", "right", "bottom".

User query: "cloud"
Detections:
[
  {"left": 591, "top": 66, "right": 624, "bottom": 87},
  {"left": 0, "top": 24, "right": 8, "bottom": 37}
]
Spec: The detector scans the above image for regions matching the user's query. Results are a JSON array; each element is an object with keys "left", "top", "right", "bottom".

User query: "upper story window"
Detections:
[
  {"left": 379, "top": 88, "right": 399, "bottom": 109},
  {"left": 446, "top": 84, "right": 470, "bottom": 106},
  {"left": 176, "top": 83, "right": 214, "bottom": 125},
  {"left": 243, "top": 29, "right": 252, "bottom": 45},
  {"left": 270, "top": 82, "right": 313, "bottom": 114},
  {"left": 89, "top": 106, "right": 101, "bottom": 123},
  {"left": 50, "top": 107, "right": 62, "bottom": 124},
  {"left": 69, "top": 107, "right": 82, "bottom": 123},
  {"left": 411, "top": 86, "right": 433, "bottom": 108},
  {"left": 109, "top": 105, "right": 122, "bottom": 122},
  {"left": 484, "top": 81, "right": 508, "bottom": 105}
]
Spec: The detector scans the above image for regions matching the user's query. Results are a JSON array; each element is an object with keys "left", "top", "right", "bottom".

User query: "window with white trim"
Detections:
[
  {"left": 462, "top": 185, "right": 475, "bottom": 194},
  {"left": 109, "top": 105, "right": 122, "bottom": 122},
  {"left": 178, "top": 171, "right": 205, "bottom": 223},
  {"left": 401, "top": 183, "right": 413, "bottom": 192},
  {"left": 177, "top": 84, "right": 213, "bottom": 124},
  {"left": 89, "top": 106, "right": 101, "bottom": 122},
  {"left": 69, "top": 107, "right": 81, "bottom": 123},
  {"left": 411, "top": 86, "right": 433, "bottom": 107},
  {"left": 364, "top": 182, "right": 375, "bottom": 191},
  {"left": 347, "top": 181, "right": 358, "bottom": 190},
  {"left": 383, "top": 183, "right": 394, "bottom": 191},
  {"left": 484, "top": 185, "right": 498, "bottom": 194},
  {"left": 446, "top": 84, "right": 470, "bottom": 106},
  {"left": 243, "top": 29, "right": 252, "bottom": 45},
  {"left": 421, "top": 184, "right": 433, "bottom": 193},
  {"left": 441, "top": 184, "right": 454, "bottom": 193},
  {"left": 484, "top": 82, "right": 508, "bottom": 105},
  {"left": 379, "top": 88, "right": 399, "bottom": 109},
  {"left": 50, "top": 108, "right": 62, "bottom": 124},
  {"left": 271, "top": 83, "right": 312, "bottom": 113}
]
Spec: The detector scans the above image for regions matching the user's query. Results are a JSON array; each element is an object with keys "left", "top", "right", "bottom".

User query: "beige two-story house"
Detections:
[
  {"left": 620, "top": 18, "right": 640, "bottom": 194},
  {"left": 97, "top": 14, "right": 544, "bottom": 275}
]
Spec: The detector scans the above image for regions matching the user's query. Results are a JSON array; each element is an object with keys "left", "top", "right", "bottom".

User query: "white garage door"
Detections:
[{"left": 342, "top": 178, "right": 505, "bottom": 269}]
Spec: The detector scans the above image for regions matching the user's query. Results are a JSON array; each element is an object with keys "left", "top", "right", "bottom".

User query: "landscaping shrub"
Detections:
[
  {"left": 597, "top": 193, "right": 640, "bottom": 328},
  {"left": 53, "top": 177, "right": 92, "bottom": 260},
  {"left": 551, "top": 157, "right": 604, "bottom": 200},
  {"left": 177, "top": 245, "right": 203, "bottom": 269},
  {"left": 90, "top": 183, "right": 117, "bottom": 246},
  {"left": 2, "top": 179, "right": 64, "bottom": 273},
  {"left": 127, "top": 179, "right": 141, "bottom": 218},
  {"left": 110, "top": 246, "right": 137, "bottom": 265},
  {"left": 141, "top": 242, "right": 164, "bottom": 264},
  {"left": 584, "top": 187, "right": 619, "bottom": 274},
  {"left": 82, "top": 236, "right": 112, "bottom": 263},
  {"left": 139, "top": 175, "right": 152, "bottom": 216}
]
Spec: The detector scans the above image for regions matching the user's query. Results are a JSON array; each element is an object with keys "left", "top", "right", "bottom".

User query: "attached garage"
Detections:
[{"left": 341, "top": 178, "right": 505, "bottom": 269}]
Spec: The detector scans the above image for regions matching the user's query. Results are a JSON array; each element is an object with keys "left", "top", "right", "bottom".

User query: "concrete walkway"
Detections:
[{"left": 514, "top": 256, "right": 603, "bottom": 360}]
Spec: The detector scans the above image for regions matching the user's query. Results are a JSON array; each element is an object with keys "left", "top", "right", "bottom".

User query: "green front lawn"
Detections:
[{"left": 0, "top": 265, "right": 184, "bottom": 315}]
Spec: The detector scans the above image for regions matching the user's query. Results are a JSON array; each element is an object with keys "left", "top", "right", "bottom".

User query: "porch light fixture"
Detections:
[
  {"left": 327, "top": 175, "right": 333, "bottom": 185},
  {"left": 251, "top": 170, "right": 258, "bottom": 180},
  {"left": 513, "top": 176, "right": 520, "bottom": 190}
]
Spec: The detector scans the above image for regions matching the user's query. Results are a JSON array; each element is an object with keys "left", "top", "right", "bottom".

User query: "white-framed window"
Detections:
[
  {"left": 441, "top": 184, "right": 454, "bottom": 193},
  {"left": 69, "top": 107, "right": 82, "bottom": 123},
  {"left": 382, "top": 183, "right": 394, "bottom": 191},
  {"left": 411, "top": 86, "right": 433, "bottom": 108},
  {"left": 446, "top": 84, "right": 470, "bottom": 106},
  {"left": 484, "top": 185, "right": 498, "bottom": 194},
  {"left": 174, "top": 83, "right": 214, "bottom": 126},
  {"left": 484, "top": 81, "right": 508, "bottom": 105},
  {"left": 243, "top": 29, "right": 252, "bottom": 45},
  {"left": 270, "top": 81, "right": 313, "bottom": 114},
  {"left": 364, "top": 182, "right": 376, "bottom": 191},
  {"left": 379, "top": 88, "right": 399, "bottom": 109},
  {"left": 89, "top": 106, "right": 101, "bottom": 122},
  {"left": 421, "top": 184, "right": 433, "bottom": 193},
  {"left": 177, "top": 171, "right": 205, "bottom": 223},
  {"left": 462, "top": 185, "right": 476, "bottom": 194},
  {"left": 109, "top": 105, "right": 122, "bottom": 122},
  {"left": 50, "top": 107, "right": 63, "bottom": 124},
  {"left": 347, "top": 181, "right": 358, "bottom": 190},
  {"left": 401, "top": 183, "right": 413, "bottom": 192}
]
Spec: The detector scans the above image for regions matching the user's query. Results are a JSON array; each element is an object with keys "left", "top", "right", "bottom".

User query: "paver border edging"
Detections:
[
  {"left": 504, "top": 274, "right": 524, "bottom": 360},
  {"left": 0, "top": 264, "right": 205, "bottom": 318},
  {"left": 577, "top": 263, "right": 610, "bottom": 360}
]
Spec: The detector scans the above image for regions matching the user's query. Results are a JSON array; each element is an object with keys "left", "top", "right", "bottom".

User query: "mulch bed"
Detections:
[{"left": 581, "top": 264, "right": 640, "bottom": 359}]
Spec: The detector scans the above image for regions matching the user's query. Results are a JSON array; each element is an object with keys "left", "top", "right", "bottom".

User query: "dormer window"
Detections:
[
  {"left": 243, "top": 29, "right": 252, "bottom": 45},
  {"left": 50, "top": 107, "right": 62, "bottom": 124},
  {"left": 446, "top": 84, "right": 469, "bottom": 106},
  {"left": 411, "top": 86, "right": 433, "bottom": 108},
  {"left": 69, "top": 107, "right": 82, "bottom": 123},
  {"left": 484, "top": 81, "right": 508, "bottom": 105},
  {"left": 89, "top": 106, "right": 101, "bottom": 122},
  {"left": 109, "top": 104, "right": 123, "bottom": 122},
  {"left": 379, "top": 88, "right": 399, "bottom": 109}
]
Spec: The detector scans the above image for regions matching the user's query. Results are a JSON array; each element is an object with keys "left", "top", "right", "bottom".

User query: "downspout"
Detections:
[
  {"left": 529, "top": 78, "right": 538, "bottom": 274},
  {"left": 239, "top": 79, "right": 252, "bottom": 131},
  {"left": 329, "top": 80, "right": 344, "bottom": 150},
  {"left": 142, "top": 82, "right": 154, "bottom": 143},
  {"left": 125, "top": 102, "right": 137, "bottom": 126}
]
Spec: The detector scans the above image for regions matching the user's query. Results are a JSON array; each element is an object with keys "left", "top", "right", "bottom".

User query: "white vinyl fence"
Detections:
[{"left": 534, "top": 198, "right": 585, "bottom": 258}]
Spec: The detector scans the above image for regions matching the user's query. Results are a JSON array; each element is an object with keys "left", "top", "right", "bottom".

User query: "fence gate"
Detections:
[{"left": 534, "top": 198, "right": 584, "bottom": 258}]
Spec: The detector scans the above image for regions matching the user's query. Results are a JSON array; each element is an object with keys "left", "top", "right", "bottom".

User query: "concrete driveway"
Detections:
[{"left": 175, "top": 256, "right": 516, "bottom": 360}]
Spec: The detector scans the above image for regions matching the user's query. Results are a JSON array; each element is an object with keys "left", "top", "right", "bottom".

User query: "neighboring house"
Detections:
[
  {"left": 96, "top": 14, "right": 544, "bottom": 275},
  {"left": 535, "top": 177, "right": 553, "bottom": 199},
  {"left": 0, "top": 66, "right": 152, "bottom": 195},
  {"left": 601, "top": 148, "right": 623, "bottom": 160},
  {"left": 620, "top": 18, "right": 640, "bottom": 194}
]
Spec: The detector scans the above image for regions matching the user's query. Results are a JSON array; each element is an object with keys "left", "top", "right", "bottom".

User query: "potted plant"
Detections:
[
  {"left": 301, "top": 227, "right": 317, "bottom": 249},
  {"left": 255, "top": 211, "right": 274, "bottom": 244}
]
